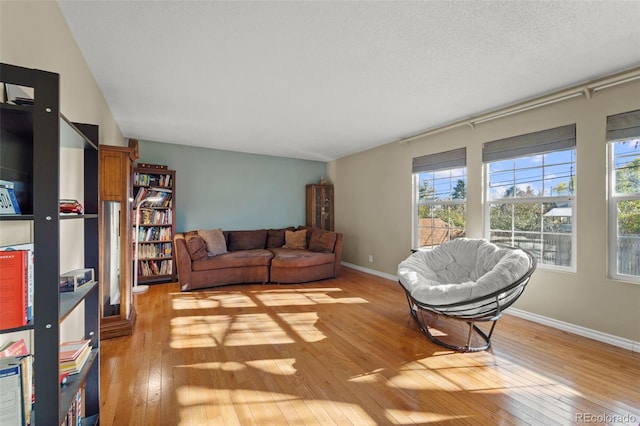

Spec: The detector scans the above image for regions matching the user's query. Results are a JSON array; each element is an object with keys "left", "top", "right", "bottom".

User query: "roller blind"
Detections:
[
  {"left": 412, "top": 147, "right": 466, "bottom": 173},
  {"left": 606, "top": 109, "right": 640, "bottom": 142},
  {"left": 482, "top": 124, "right": 576, "bottom": 163}
]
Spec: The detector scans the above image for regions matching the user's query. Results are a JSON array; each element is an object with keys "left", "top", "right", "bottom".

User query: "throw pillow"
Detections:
[
  {"left": 186, "top": 235, "right": 208, "bottom": 260},
  {"left": 309, "top": 229, "right": 337, "bottom": 253},
  {"left": 197, "top": 228, "right": 228, "bottom": 256},
  {"left": 283, "top": 229, "right": 307, "bottom": 249}
]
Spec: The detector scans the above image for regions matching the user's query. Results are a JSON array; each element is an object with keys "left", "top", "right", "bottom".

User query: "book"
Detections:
[
  {"left": 60, "top": 345, "right": 91, "bottom": 375},
  {"left": 0, "top": 186, "right": 21, "bottom": 214},
  {"left": 0, "top": 355, "right": 29, "bottom": 426},
  {"left": 0, "top": 244, "right": 34, "bottom": 322},
  {"left": 0, "top": 250, "right": 28, "bottom": 330},
  {"left": 0, "top": 339, "right": 28, "bottom": 358},
  {"left": 59, "top": 339, "right": 90, "bottom": 363}
]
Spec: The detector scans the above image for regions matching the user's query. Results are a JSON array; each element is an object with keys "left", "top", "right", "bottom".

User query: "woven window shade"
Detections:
[
  {"left": 483, "top": 124, "right": 576, "bottom": 163},
  {"left": 412, "top": 147, "right": 466, "bottom": 173},
  {"left": 606, "top": 109, "right": 640, "bottom": 142}
]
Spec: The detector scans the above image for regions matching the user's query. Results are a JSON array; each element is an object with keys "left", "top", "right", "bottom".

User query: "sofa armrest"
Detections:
[
  {"left": 333, "top": 232, "right": 343, "bottom": 277},
  {"left": 174, "top": 233, "right": 193, "bottom": 291}
]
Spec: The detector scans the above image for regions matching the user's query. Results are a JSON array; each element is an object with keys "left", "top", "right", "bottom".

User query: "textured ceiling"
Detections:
[{"left": 58, "top": 1, "right": 640, "bottom": 161}]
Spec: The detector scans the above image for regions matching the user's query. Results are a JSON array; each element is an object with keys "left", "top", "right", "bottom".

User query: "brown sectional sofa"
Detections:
[{"left": 174, "top": 226, "right": 343, "bottom": 291}]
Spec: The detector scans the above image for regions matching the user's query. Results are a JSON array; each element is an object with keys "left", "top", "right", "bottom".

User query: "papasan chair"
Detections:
[{"left": 397, "top": 238, "right": 536, "bottom": 352}]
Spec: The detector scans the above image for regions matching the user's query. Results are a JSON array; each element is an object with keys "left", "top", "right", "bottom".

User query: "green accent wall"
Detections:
[{"left": 138, "top": 140, "right": 327, "bottom": 233}]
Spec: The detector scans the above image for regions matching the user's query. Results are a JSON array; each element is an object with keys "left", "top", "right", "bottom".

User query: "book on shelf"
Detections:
[
  {"left": 60, "top": 340, "right": 91, "bottom": 376},
  {"left": 59, "top": 339, "right": 91, "bottom": 363},
  {"left": 62, "top": 388, "right": 83, "bottom": 426},
  {"left": 0, "top": 180, "right": 21, "bottom": 215},
  {"left": 0, "top": 250, "right": 28, "bottom": 330},
  {"left": 0, "top": 338, "right": 28, "bottom": 358},
  {"left": 133, "top": 187, "right": 173, "bottom": 207},
  {"left": 0, "top": 354, "right": 32, "bottom": 426},
  {"left": 0, "top": 244, "right": 33, "bottom": 322},
  {"left": 60, "top": 346, "right": 91, "bottom": 375}
]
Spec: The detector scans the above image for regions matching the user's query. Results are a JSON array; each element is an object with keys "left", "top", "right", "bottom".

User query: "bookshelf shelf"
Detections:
[
  {"left": 0, "top": 214, "right": 35, "bottom": 221},
  {"left": 60, "top": 281, "right": 98, "bottom": 322},
  {"left": 133, "top": 164, "right": 176, "bottom": 283}
]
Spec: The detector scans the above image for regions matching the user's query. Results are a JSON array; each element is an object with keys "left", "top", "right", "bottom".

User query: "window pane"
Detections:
[
  {"left": 614, "top": 198, "right": 640, "bottom": 274},
  {"left": 514, "top": 232, "right": 541, "bottom": 260},
  {"left": 489, "top": 203, "right": 512, "bottom": 231},
  {"left": 417, "top": 203, "right": 466, "bottom": 249},
  {"left": 513, "top": 202, "right": 542, "bottom": 231},
  {"left": 487, "top": 145, "right": 575, "bottom": 269},
  {"left": 614, "top": 139, "right": 640, "bottom": 194},
  {"left": 543, "top": 202, "right": 572, "bottom": 233},
  {"left": 543, "top": 234, "right": 572, "bottom": 266},
  {"left": 514, "top": 167, "right": 542, "bottom": 197}
]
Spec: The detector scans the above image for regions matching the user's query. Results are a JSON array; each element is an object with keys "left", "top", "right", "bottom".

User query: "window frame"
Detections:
[
  {"left": 411, "top": 148, "right": 467, "bottom": 251},
  {"left": 607, "top": 138, "right": 640, "bottom": 284},
  {"left": 482, "top": 126, "right": 577, "bottom": 272}
]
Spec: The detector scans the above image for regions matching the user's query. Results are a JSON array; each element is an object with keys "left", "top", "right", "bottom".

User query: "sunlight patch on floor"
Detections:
[
  {"left": 170, "top": 313, "right": 296, "bottom": 348},
  {"left": 176, "top": 386, "right": 376, "bottom": 425},
  {"left": 276, "top": 312, "right": 326, "bottom": 342},
  {"left": 254, "top": 288, "right": 369, "bottom": 306},
  {"left": 245, "top": 358, "right": 297, "bottom": 376},
  {"left": 171, "top": 291, "right": 258, "bottom": 309},
  {"left": 385, "top": 409, "right": 470, "bottom": 425}
]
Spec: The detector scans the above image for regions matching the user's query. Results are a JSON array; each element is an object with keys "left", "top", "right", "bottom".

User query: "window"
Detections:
[
  {"left": 483, "top": 125, "right": 576, "bottom": 270},
  {"left": 607, "top": 109, "right": 640, "bottom": 283},
  {"left": 412, "top": 148, "right": 466, "bottom": 250}
]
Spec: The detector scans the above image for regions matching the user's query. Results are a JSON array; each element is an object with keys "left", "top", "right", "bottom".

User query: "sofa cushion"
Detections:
[
  {"left": 283, "top": 229, "right": 307, "bottom": 249},
  {"left": 227, "top": 230, "right": 268, "bottom": 251},
  {"left": 198, "top": 228, "right": 228, "bottom": 256},
  {"left": 270, "top": 248, "right": 335, "bottom": 268},
  {"left": 192, "top": 249, "right": 274, "bottom": 271},
  {"left": 308, "top": 228, "right": 337, "bottom": 253},
  {"left": 267, "top": 229, "right": 285, "bottom": 248},
  {"left": 186, "top": 235, "right": 208, "bottom": 260}
]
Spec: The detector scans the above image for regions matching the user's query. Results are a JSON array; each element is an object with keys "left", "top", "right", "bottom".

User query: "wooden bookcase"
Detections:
[
  {"left": 132, "top": 164, "right": 176, "bottom": 283},
  {"left": 306, "top": 184, "right": 334, "bottom": 231},
  {"left": 0, "top": 63, "right": 100, "bottom": 424}
]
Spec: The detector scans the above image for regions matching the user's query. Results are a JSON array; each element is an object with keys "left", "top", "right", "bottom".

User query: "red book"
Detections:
[
  {"left": 0, "top": 250, "right": 28, "bottom": 330},
  {"left": 0, "top": 338, "right": 28, "bottom": 357}
]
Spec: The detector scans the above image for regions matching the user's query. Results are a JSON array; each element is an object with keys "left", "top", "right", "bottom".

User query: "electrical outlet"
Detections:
[{"left": 368, "top": 254, "right": 373, "bottom": 263}]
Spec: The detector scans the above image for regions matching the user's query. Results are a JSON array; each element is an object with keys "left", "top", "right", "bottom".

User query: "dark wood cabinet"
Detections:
[
  {"left": 306, "top": 184, "right": 334, "bottom": 231},
  {"left": 0, "top": 62, "right": 100, "bottom": 424},
  {"left": 99, "top": 142, "right": 138, "bottom": 339}
]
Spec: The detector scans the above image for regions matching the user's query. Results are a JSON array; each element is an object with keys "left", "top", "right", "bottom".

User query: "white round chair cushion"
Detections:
[{"left": 397, "top": 238, "right": 531, "bottom": 306}]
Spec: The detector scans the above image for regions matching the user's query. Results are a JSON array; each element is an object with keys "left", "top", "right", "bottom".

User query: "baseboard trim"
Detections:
[
  {"left": 342, "top": 262, "right": 640, "bottom": 353},
  {"left": 506, "top": 308, "right": 640, "bottom": 353},
  {"left": 342, "top": 262, "right": 397, "bottom": 282}
]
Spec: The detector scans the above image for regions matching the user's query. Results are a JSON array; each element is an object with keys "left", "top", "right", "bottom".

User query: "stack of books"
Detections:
[{"left": 60, "top": 340, "right": 91, "bottom": 375}]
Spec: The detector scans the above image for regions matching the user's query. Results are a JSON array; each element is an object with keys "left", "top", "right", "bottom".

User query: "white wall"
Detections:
[
  {"left": 329, "top": 80, "right": 640, "bottom": 343},
  {"left": 0, "top": 1, "right": 123, "bottom": 147}
]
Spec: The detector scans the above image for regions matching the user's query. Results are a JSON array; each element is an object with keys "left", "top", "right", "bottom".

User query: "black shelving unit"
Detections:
[{"left": 0, "top": 62, "right": 100, "bottom": 425}]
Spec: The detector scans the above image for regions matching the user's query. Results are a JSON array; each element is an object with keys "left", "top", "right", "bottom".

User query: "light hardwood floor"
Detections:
[{"left": 99, "top": 267, "right": 640, "bottom": 425}]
